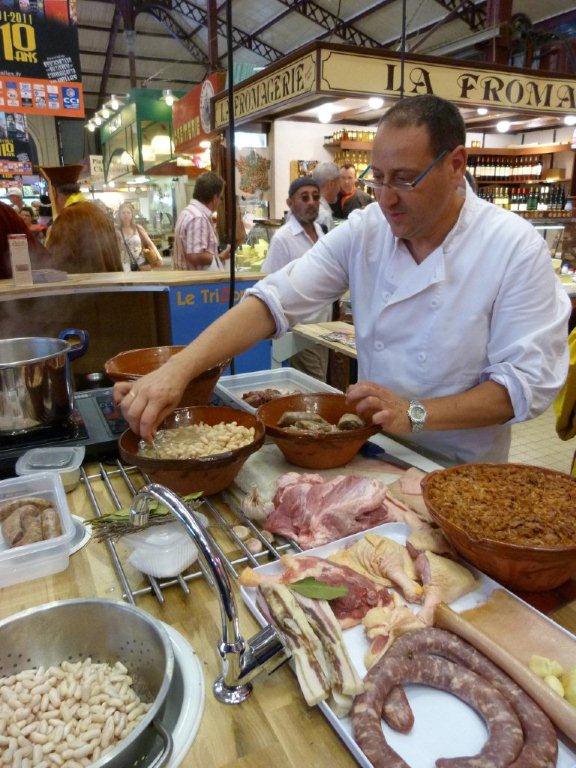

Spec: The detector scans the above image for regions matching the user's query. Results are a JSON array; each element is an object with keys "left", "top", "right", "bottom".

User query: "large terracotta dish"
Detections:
[
  {"left": 257, "top": 393, "right": 379, "bottom": 470},
  {"left": 119, "top": 406, "right": 265, "bottom": 496},
  {"left": 105, "top": 346, "right": 228, "bottom": 407},
  {"left": 422, "top": 463, "right": 576, "bottom": 592}
]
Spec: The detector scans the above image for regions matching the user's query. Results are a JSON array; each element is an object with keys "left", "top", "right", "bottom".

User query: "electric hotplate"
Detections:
[{"left": 0, "top": 388, "right": 127, "bottom": 478}]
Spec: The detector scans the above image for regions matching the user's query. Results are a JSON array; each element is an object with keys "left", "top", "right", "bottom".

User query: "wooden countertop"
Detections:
[
  {"left": 0, "top": 271, "right": 264, "bottom": 301},
  {"left": 1, "top": 463, "right": 575, "bottom": 768}
]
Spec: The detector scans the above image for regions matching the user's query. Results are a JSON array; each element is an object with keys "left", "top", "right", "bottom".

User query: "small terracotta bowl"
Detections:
[
  {"left": 119, "top": 406, "right": 265, "bottom": 496},
  {"left": 422, "top": 464, "right": 576, "bottom": 592},
  {"left": 257, "top": 393, "right": 379, "bottom": 470},
  {"left": 105, "top": 346, "right": 228, "bottom": 408}
]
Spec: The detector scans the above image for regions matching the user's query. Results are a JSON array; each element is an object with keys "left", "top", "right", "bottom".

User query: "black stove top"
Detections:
[{"left": 0, "top": 388, "right": 127, "bottom": 477}]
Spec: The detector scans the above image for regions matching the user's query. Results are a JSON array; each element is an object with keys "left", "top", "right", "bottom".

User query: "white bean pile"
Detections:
[
  {"left": 0, "top": 658, "right": 151, "bottom": 767},
  {"left": 140, "top": 421, "right": 256, "bottom": 460}
]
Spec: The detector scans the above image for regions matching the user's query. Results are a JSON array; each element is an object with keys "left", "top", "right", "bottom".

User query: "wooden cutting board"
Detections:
[{"left": 233, "top": 443, "right": 407, "bottom": 501}]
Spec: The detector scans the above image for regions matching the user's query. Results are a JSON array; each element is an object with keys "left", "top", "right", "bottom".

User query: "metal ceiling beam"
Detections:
[
  {"left": 272, "top": 0, "right": 382, "bottom": 48},
  {"left": 431, "top": 0, "right": 486, "bottom": 31},
  {"left": 98, "top": 5, "right": 122, "bottom": 106},
  {"left": 384, "top": 1, "right": 487, "bottom": 51},
  {"left": 315, "top": 0, "right": 397, "bottom": 42},
  {"left": 141, "top": 4, "right": 210, "bottom": 64},
  {"left": 82, "top": 71, "right": 196, "bottom": 85},
  {"left": 78, "top": 22, "right": 174, "bottom": 40},
  {"left": 162, "top": 0, "right": 285, "bottom": 62}
]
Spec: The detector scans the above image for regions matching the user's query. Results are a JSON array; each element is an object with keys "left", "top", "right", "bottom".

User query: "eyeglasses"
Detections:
[
  {"left": 360, "top": 149, "right": 449, "bottom": 192},
  {"left": 294, "top": 192, "right": 321, "bottom": 202}
]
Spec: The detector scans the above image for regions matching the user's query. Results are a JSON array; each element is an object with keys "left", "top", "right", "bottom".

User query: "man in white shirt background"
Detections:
[
  {"left": 116, "top": 95, "right": 570, "bottom": 465},
  {"left": 5, "top": 187, "right": 24, "bottom": 212},
  {"left": 313, "top": 162, "right": 340, "bottom": 233},
  {"left": 172, "top": 171, "right": 231, "bottom": 271},
  {"left": 262, "top": 176, "right": 331, "bottom": 380}
]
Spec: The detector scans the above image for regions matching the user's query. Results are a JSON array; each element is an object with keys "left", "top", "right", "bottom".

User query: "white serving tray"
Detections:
[
  {"left": 215, "top": 367, "right": 341, "bottom": 413},
  {"left": 240, "top": 522, "right": 576, "bottom": 767}
]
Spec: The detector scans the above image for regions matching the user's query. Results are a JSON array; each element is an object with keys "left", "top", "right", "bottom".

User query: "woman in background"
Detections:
[
  {"left": 116, "top": 202, "right": 163, "bottom": 271},
  {"left": 0, "top": 203, "right": 51, "bottom": 278},
  {"left": 46, "top": 201, "right": 123, "bottom": 273}
]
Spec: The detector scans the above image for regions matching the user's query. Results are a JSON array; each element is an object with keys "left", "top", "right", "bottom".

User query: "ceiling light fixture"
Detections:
[
  {"left": 86, "top": 122, "right": 95, "bottom": 132},
  {"left": 100, "top": 107, "right": 111, "bottom": 119},
  {"left": 368, "top": 97, "right": 384, "bottom": 110},
  {"left": 496, "top": 120, "right": 511, "bottom": 133},
  {"left": 93, "top": 115, "right": 103, "bottom": 126},
  {"left": 564, "top": 115, "right": 576, "bottom": 126},
  {"left": 109, "top": 95, "right": 120, "bottom": 110},
  {"left": 162, "top": 89, "right": 176, "bottom": 107},
  {"left": 317, "top": 104, "right": 333, "bottom": 124},
  {"left": 477, "top": 107, "right": 488, "bottom": 116}
]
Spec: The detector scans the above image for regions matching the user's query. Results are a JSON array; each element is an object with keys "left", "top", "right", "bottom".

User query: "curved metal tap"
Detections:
[{"left": 130, "top": 483, "right": 289, "bottom": 704}]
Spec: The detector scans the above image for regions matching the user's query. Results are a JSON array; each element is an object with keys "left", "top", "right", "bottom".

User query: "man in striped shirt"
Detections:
[{"left": 172, "top": 171, "right": 230, "bottom": 270}]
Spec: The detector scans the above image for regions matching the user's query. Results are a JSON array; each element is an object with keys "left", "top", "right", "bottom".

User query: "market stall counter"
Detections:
[{"left": 0, "top": 271, "right": 270, "bottom": 380}]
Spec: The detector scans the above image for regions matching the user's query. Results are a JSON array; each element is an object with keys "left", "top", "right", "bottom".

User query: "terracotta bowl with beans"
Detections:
[{"left": 119, "top": 405, "right": 266, "bottom": 495}]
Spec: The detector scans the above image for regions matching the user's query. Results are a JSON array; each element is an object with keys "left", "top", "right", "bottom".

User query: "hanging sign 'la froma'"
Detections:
[{"left": 0, "top": 0, "right": 84, "bottom": 118}]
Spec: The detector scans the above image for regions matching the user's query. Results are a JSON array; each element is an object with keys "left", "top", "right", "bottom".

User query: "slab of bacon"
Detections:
[
  {"left": 241, "top": 554, "right": 398, "bottom": 629},
  {"left": 259, "top": 583, "right": 364, "bottom": 711},
  {"left": 264, "top": 473, "right": 418, "bottom": 549}
]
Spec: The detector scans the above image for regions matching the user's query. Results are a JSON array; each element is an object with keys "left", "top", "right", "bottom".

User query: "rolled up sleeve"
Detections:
[
  {"left": 245, "top": 225, "right": 351, "bottom": 337},
  {"left": 479, "top": 240, "right": 570, "bottom": 422}
]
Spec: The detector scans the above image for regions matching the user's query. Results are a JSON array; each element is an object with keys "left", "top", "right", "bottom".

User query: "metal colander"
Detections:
[{"left": 0, "top": 598, "right": 174, "bottom": 768}]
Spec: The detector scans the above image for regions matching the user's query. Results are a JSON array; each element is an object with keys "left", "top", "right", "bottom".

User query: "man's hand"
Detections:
[
  {"left": 346, "top": 380, "right": 411, "bottom": 435},
  {"left": 113, "top": 361, "right": 191, "bottom": 442},
  {"left": 219, "top": 244, "right": 231, "bottom": 261}
]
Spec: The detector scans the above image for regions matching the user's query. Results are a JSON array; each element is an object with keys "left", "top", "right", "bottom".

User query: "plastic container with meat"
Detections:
[{"left": 0, "top": 472, "right": 75, "bottom": 587}]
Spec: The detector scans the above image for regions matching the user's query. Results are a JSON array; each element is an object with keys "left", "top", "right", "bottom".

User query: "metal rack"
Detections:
[{"left": 80, "top": 461, "right": 300, "bottom": 605}]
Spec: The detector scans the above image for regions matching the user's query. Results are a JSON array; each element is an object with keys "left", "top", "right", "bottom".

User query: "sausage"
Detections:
[
  {"left": 382, "top": 685, "right": 413, "bottom": 733},
  {"left": 0, "top": 496, "right": 51, "bottom": 521},
  {"left": 353, "top": 652, "right": 523, "bottom": 768},
  {"left": 41, "top": 508, "right": 62, "bottom": 540},
  {"left": 381, "top": 629, "right": 557, "bottom": 768}
]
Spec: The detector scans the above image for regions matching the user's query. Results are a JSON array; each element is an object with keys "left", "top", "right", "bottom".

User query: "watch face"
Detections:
[{"left": 410, "top": 404, "right": 426, "bottom": 420}]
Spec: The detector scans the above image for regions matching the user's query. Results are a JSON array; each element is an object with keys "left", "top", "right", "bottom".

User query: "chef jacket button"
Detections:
[
  {"left": 418, "top": 352, "right": 426, "bottom": 362},
  {"left": 431, "top": 298, "right": 439, "bottom": 308},
  {"left": 375, "top": 341, "right": 384, "bottom": 351},
  {"left": 383, "top": 292, "right": 390, "bottom": 301}
]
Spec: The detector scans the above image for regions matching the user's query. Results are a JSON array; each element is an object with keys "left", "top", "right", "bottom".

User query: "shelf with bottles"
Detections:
[
  {"left": 330, "top": 149, "right": 370, "bottom": 177},
  {"left": 475, "top": 179, "right": 571, "bottom": 186},
  {"left": 467, "top": 143, "right": 572, "bottom": 156},
  {"left": 323, "top": 128, "right": 376, "bottom": 149},
  {"left": 477, "top": 184, "right": 569, "bottom": 214}
]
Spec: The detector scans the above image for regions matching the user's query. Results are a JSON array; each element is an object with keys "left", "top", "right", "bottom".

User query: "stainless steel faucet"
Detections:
[{"left": 130, "top": 483, "right": 290, "bottom": 704}]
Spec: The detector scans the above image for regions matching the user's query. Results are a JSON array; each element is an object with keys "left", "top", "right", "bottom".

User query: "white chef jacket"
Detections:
[
  {"left": 247, "top": 187, "right": 571, "bottom": 463},
  {"left": 316, "top": 197, "right": 335, "bottom": 232},
  {"left": 262, "top": 217, "right": 332, "bottom": 324}
]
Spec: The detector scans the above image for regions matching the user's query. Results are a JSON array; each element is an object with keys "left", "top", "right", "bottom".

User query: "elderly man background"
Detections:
[
  {"left": 5, "top": 186, "right": 24, "bottom": 212},
  {"left": 116, "top": 95, "right": 569, "bottom": 466},
  {"left": 312, "top": 162, "right": 341, "bottom": 232},
  {"left": 262, "top": 176, "right": 331, "bottom": 380},
  {"left": 331, "top": 163, "right": 371, "bottom": 220},
  {"left": 172, "top": 171, "right": 230, "bottom": 271}
]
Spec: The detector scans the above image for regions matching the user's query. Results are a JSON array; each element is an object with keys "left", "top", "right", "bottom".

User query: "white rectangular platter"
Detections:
[{"left": 240, "top": 522, "right": 576, "bottom": 767}]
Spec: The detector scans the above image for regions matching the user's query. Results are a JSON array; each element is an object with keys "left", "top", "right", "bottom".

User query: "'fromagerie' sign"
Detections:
[
  {"left": 213, "top": 42, "right": 576, "bottom": 128},
  {"left": 319, "top": 50, "right": 575, "bottom": 113}
]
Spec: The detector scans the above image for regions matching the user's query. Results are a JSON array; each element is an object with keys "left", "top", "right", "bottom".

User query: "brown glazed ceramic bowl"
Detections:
[
  {"left": 257, "top": 393, "right": 379, "bottom": 470},
  {"left": 422, "top": 464, "right": 576, "bottom": 592},
  {"left": 105, "top": 346, "right": 228, "bottom": 407},
  {"left": 119, "top": 406, "right": 265, "bottom": 496}
]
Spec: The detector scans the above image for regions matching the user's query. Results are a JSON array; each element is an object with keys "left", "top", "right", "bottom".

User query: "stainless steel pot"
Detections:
[
  {"left": 0, "top": 598, "right": 175, "bottom": 768},
  {"left": 0, "top": 328, "right": 88, "bottom": 435}
]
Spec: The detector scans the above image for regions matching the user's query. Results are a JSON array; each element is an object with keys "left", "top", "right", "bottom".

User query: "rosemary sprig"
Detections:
[{"left": 87, "top": 492, "right": 203, "bottom": 542}]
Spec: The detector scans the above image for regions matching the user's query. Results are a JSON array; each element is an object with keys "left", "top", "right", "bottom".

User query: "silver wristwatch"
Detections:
[{"left": 407, "top": 400, "right": 427, "bottom": 432}]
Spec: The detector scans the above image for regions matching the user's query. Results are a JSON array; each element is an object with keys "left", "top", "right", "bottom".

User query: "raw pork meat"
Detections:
[{"left": 264, "top": 473, "right": 402, "bottom": 549}]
